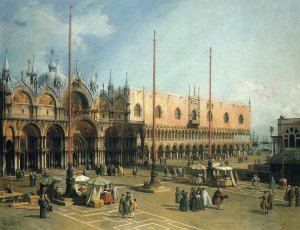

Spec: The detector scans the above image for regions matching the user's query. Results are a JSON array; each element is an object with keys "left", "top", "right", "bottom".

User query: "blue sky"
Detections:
[{"left": 1, "top": 0, "right": 300, "bottom": 139}]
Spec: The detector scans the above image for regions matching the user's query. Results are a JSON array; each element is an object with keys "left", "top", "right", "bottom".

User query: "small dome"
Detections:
[{"left": 38, "top": 71, "right": 67, "bottom": 87}]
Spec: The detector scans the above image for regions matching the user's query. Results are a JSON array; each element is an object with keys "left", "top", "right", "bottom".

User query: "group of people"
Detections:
[
  {"left": 176, "top": 186, "right": 225, "bottom": 212},
  {"left": 285, "top": 185, "right": 300, "bottom": 207},
  {"left": 259, "top": 190, "right": 274, "bottom": 214},
  {"left": 94, "top": 164, "right": 125, "bottom": 177},
  {"left": 164, "top": 165, "right": 184, "bottom": 177},
  {"left": 118, "top": 192, "right": 139, "bottom": 218},
  {"left": 15, "top": 169, "right": 25, "bottom": 181},
  {"left": 38, "top": 194, "right": 52, "bottom": 218},
  {"left": 252, "top": 174, "right": 261, "bottom": 189}
]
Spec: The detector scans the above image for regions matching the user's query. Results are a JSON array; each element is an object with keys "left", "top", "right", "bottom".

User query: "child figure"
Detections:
[
  {"left": 260, "top": 196, "right": 269, "bottom": 214},
  {"left": 130, "top": 199, "right": 139, "bottom": 218}
]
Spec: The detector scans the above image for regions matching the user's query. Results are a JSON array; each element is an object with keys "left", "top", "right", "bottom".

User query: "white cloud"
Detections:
[
  {"left": 291, "top": 85, "right": 300, "bottom": 96},
  {"left": 0, "top": 0, "right": 115, "bottom": 78}
]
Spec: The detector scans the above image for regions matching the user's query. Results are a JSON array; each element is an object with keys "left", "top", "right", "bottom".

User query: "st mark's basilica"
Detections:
[{"left": 0, "top": 51, "right": 251, "bottom": 176}]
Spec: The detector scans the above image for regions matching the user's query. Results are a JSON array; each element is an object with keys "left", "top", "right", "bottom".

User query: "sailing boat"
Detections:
[{"left": 251, "top": 131, "right": 260, "bottom": 146}]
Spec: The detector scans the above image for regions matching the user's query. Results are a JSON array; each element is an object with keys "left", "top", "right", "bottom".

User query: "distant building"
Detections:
[
  {"left": 0, "top": 51, "right": 251, "bottom": 176},
  {"left": 270, "top": 117, "right": 300, "bottom": 185}
]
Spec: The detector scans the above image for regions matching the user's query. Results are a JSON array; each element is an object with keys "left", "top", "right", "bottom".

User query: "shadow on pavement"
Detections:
[
  {"left": 274, "top": 203, "right": 288, "bottom": 207},
  {"left": 166, "top": 207, "right": 179, "bottom": 211},
  {"left": 23, "top": 215, "right": 41, "bottom": 218},
  {"left": 247, "top": 209, "right": 262, "bottom": 214}
]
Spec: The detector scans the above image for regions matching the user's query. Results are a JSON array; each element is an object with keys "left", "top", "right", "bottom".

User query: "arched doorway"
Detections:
[
  {"left": 6, "top": 140, "right": 14, "bottom": 175},
  {"left": 199, "top": 145, "right": 204, "bottom": 159},
  {"left": 122, "top": 128, "right": 135, "bottom": 165},
  {"left": 46, "top": 124, "right": 65, "bottom": 168},
  {"left": 20, "top": 124, "right": 41, "bottom": 170},
  {"left": 165, "top": 145, "right": 171, "bottom": 159},
  {"left": 172, "top": 145, "right": 178, "bottom": 159},
  {"left": 73, "top": 119, "right": 97, "bottom": 166},
  {"left": 105, "top": 126, "right": 120, "bottom": 165},
  {"left": 185, "top": 145, "right": 191, "bottom": 159},
  {"left": 158, "top": 145, "right": 163, "bottom": 159},
  {"left": 192, "top": 145, "right": 198, "bottom": 160}
]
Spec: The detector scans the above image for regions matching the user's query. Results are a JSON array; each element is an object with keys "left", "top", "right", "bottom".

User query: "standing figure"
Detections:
[
  {"left": 233, "top": 172, "right": 239, "bottom": 185},
  {"left": 29, "top": 172, "right": 34, "bottom": 187},
  {"left": 201, "top": 187, "right": 212, "bottom": 209},
  {"left": 38, "top": 195, "right": 47, "bottom": 218},
  {"left": 288, "top": 186, "right": 295, "bottom": 207},
  {"left": 260, "top": 196, "right": 269, "bottom": 214},
  {"left": 32, "top": 172, "right": 37, "bottom": 187},
  {"left": 269, "top": 177, "right": 276, "bottom": 192},
  {"left": 295, "top": 186, "right": 300, "bottom": 207},
  {"left": 112, "top": 184, "right": 119, "bottom": 204},
  {"left": 44, "top": 194, "right": 51, "bottom": 217},
  {"left": 175, "top": 186, "right": 182, "bottom": 204},
  {"left": 119, "top": 194, "right": 127, "bottom": 218},
  {"left": 267, "top": 191, "right": 274, "bottom": 213},
  {"left": 83, "top": 166, "right": 88, "bottom": 177},
  {"left": 213, "top": 188, "right": 225, "bottom": 210},
  {"left": 130, "top": 199, "right": 139, "bottom": 218},
  {"left": 179, "top": 190, "right": 189, "bottom": 212}
]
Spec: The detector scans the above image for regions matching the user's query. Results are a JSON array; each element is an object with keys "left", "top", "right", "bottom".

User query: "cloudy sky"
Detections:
[{"left": 1, "top": 0, "right": 300, "bottom": 139}]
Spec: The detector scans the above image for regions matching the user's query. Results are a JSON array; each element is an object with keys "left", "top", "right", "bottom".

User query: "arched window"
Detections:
[
  {"left": 155, "top": 105, "right": 162, "bottom": 118},
  {"left": 134, "top": 104, "right": 142, "bottom": 117},
  {"left": 175, "top": 108, "right": 181, "bottom": 120},
  {"left": 224, "top": 112, "right": 229, "bottom": 123},
  {"left": 238, "top": 114, "right": 244, "bottom": 124},
  {"left": 191, "top": 110, "right": 197, "bottom": 120},
  {"left": 207, "top": 111, "right": 213, "bottom": 122},
  {"left": 284, "top": 127, "right": 300, "bottom": 148}
]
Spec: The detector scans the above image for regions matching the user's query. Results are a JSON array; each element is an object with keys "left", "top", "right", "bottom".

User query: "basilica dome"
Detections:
[{"left": 37, "top": 60, "right": 67, "bottom": 87}]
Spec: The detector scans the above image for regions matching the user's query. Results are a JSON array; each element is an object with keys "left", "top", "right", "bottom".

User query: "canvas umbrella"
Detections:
[
  {"left": 189, "top": 163, "right": 207, "bottom": 170},
  {"left": 38, "top": 176, "right": 62, "bottom": 186},
  {"left": 87, "top": 176, "right": 111, "bottom": 186},
  {"left": 75, "top": 175, "right": 90, "bottom": 182},
  {"left": 213, "top": 162, "right": 232, "bottom": 171}
]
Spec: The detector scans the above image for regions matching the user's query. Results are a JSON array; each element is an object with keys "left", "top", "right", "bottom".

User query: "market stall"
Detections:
[
  {"left": 189, "top": 163, "right": 207, "bottom": 184},
  {"left": 37, "top": 176, "right": 62, "bottom": 199},
  {"left": 86, "top": 176, "right": 111, "bottom": 206},
  {"left": 74, "top": 175, "right": 90, "bottom": 197},
  {"left": 212, "top": 162, "right": 237, "bottom": 187}
]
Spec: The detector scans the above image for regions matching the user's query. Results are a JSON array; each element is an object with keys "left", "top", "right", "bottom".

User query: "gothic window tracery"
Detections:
[{"left": 284, "top": 127, "right": 300, "bottom": 148}]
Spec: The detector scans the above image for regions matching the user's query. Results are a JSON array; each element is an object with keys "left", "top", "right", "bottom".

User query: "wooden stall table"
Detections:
[
  {"left": 100, "top": 192, "right": 113, "bottom": 204},
  {"left": 0, "top": 192, "right": 23, "bottom": 207},
  {"left": 217, "top": 178, "right": 232, "bottom": 188}
]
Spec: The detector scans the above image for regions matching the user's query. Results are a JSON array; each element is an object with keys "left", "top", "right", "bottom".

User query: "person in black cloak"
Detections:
[{"left": 179, "top": 190, "right": 189, "bottom": 212}]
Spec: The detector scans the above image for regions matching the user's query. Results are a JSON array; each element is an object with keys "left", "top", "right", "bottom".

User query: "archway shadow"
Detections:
[{"left": 247, "top": 209, "right": 263, "bottom": 215}]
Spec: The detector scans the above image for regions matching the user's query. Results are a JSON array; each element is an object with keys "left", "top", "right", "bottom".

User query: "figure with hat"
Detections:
[{"left": 175, "top": 186, "right": 182, "bottom": 204}]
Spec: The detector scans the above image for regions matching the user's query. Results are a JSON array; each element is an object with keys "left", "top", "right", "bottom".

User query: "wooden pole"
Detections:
[{"left": 208, "top": 48, "right": 212, "bottom": 159}]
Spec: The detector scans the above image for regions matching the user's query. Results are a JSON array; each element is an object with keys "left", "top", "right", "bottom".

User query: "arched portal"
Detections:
[
  {"left": 73, "top": 119, "right": 97, "bottom": 166},
  {"left": 5, "top": 140, "right": 14, "bottom": 175},
  {"left": 105, "top": 126, "right": 120, "bottom": 165},
  {"left": 199, "top": 145, "right": 204, "bottom": 159},
  {"left": 172, "top": 145, "right": 178, "bottom": 159},
  {"left": 179, "top": 145, "right": 184, "bottom": 159},
  {"left": 158, "top": 145, "right": 163, "bottom": 159},
  {"left": 20, "top": 124, "right": 41, "bottom": 170},
  {"left": 46, "top": 124, "right": 65, "bottom": 168},
  {"left": 165, "top": 145, "right": 171, "bottom": 159},
  {"left": 122, "top": 128, "right": 135, "bottom": 165},
  {"left": 185, "top": 145, "right": 191, "bottom": 159},
  {"left": 192, "top": 145, "right": 198, "bottom": 160}
]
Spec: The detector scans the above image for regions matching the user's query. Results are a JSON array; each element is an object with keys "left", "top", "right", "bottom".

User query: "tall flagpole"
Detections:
[
  {"left": 68, "top": 5, "right": 72, "bottom": 165},
  {"left": 150, "top": 30, "right": 160, "bottom": 187},
  {"left": 208, "top": 48, "right": 212, "bottom": 159},
  {"left": 65, "top": 4, "right": 74, "bottom": 197}
]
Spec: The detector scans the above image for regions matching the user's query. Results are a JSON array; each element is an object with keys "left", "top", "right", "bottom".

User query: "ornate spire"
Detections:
[
  {"left": 108, "top": 69, "right": 114, "bottom": 93},
  {"left": 48, "top": 49, "right": 56, "bottom": 72},
  {"left": 125, "top": 72, "right": 129, "bottom": 89},
  {"left": 2, "top": 49, "right": 11, "bottom": 84},
  {"left": 3, "top": 49, "right": 9, "bottom": 71},
  {"left": 32, "top": 54, "right": 37, "bottom": 74}
]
